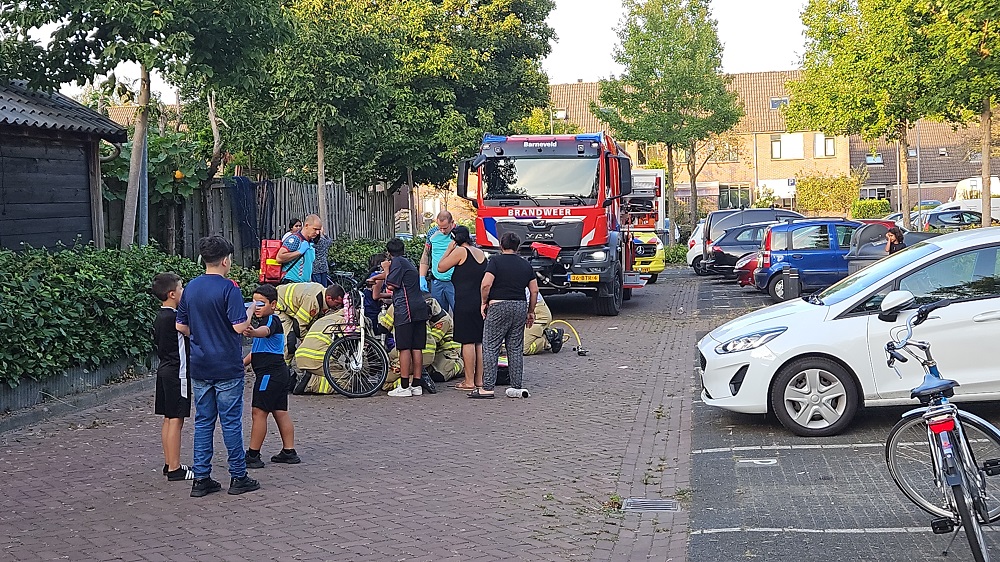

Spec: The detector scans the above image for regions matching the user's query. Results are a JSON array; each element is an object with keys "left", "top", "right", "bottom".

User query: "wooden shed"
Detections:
[{"left": 0, "top": 81, "right": 127, "bottom": 250}]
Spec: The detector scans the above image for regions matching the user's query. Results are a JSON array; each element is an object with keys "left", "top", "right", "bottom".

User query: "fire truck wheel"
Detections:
[{"left": 594, "top": 263, "right": 623, "bottom": 316}]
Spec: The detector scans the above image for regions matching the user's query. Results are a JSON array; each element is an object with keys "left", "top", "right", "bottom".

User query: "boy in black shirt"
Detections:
[
  {"left": 376, "top": 238, "right": 430, "bottom": 397},
  {"left": 151, "top": 272, "right": 194, "bottom": 481}
]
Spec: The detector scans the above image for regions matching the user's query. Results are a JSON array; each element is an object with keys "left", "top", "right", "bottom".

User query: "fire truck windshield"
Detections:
[{"left": 482, "top": 156, "right": 600, "bottom": 200}]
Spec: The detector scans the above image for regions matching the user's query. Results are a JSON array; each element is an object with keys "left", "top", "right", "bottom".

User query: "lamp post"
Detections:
[
  {"left": 549, "top": 108, "right": 567, "bottom": 134},
  {"left": 916, "top": 121, "right": 923, "bottom": 230}
]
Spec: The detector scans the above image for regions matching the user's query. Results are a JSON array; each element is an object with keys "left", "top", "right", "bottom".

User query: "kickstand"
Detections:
[{"left": 942, "top": 526, "right": 962, "bottom": 557}]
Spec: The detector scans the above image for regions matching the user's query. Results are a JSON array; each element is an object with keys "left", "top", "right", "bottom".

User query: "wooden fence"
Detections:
[{"left": 181, "top": 177, "right": 395, "bottom": 267}]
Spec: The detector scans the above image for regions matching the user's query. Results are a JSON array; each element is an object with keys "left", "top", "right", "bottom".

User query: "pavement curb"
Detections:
[{"left": 0, "top": 374, "right": 153, "bottom": 435}]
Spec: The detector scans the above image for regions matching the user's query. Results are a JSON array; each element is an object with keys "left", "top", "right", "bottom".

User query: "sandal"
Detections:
[
  {"left": 467, "top": 389, "right": 495, "bottom": 399},
  {"left": 454, "top": 383, "right": 476, "bottom": 391}
]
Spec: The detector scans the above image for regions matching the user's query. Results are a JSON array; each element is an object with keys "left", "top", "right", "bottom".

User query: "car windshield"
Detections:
[
  {"left": 482, "top": 156, "right": 600, "bottom": 199},
  {"left": 812, "top": 241, "right": 940, "bottom": 306}
]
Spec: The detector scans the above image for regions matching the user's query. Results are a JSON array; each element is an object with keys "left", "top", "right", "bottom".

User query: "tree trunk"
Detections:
[
  {"left": 408, "top": 166, "right": 418, "bottom": 234},
  {"left": 898, "top": 123, "right": 912, "bottom": 231},
  {"left": 687, "top": 140, "right": 699, "bottom": 232},
  {"left": 166, "top": 202, "right": 177, "bottom": 255},
  {"left": 120, "top": 64, "right": 151, "bottom": 248},
  {"left": 174, "top": 90, "right": 182, "bottom": 133},
  {"left": 982, "top": 98, "right": 992, "bottom": 227},
  {"left": 317, "top": 122, "right": 328, "bottom": 227},
  {"left": 205, "top": 90, "right": 223, "bottom": 180},
  {"left": 665, "top": 143, "right": 677, "bottom": 245}
]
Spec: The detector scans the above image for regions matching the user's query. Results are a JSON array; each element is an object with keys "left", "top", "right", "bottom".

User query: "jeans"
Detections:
[
  {"left": 430, "top": 278, "right": 455, "bottom": 314},
  {"left": 192, "top": 377, "right": 247, "bottom": 480},
  {"left": 311, "top": 271, "right": 330, "bottom": 286}
]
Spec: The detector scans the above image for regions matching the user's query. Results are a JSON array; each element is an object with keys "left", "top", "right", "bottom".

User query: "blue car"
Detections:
[{"left": 754, "top": 217, "right": 862, "bottom": 302}]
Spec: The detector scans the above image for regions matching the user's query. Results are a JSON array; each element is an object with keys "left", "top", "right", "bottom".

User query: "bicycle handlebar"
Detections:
[{"left": 884, "top": 298, "right": 951, "bottom": 370}]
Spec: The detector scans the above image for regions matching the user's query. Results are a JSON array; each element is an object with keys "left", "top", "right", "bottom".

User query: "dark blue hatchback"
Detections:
[{"left": 754, "top": 217, "right": 861, "bottom": 302}]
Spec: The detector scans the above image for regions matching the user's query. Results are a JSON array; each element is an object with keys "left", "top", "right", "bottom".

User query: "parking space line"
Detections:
[
  {"left": 691, "top": 526, "right": 982, "bottom": 535},
  {"left": 692, "top": 442, "right": 885, "bottom": 454}
]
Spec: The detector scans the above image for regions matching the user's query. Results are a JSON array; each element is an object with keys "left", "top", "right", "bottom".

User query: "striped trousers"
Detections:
[{"left": 482, "top": 300, "right": 528, "bottom": 391}]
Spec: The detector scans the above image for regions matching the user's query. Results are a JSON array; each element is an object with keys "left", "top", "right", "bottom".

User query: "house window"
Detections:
[
  {"left": 908, "top": 147, "right": 917, "bottom": 158},
  {"left": 814, "top": 134, "right": 835, "bottom": 157},
  {"left": 939, "top": 147, "right": 949, "bottom": 157},
  {"left": 708, "top": 142, "right": 739, "bottom": 162},
  {"left": 770, "top": 97, "right": 789, "bottom": 110},
  {"left": 970, "top": 151, "right": 982, "bottom": 163},
  {"left": 771, "top": 133, "right": 804, "bottom": 160},
  {"left": 771, "top": 135, "right": 782, "bottom": 159},
  {"left": 866, "top": 152, "right": 884, "bottom": 165},
  {"left": 636, "top": 142, "right": 648, "bottom": 166}
]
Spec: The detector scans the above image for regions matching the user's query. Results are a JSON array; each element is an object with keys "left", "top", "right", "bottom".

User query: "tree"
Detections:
[
  {"left": 918, "top": 1, "right": 1000, "bottom": 226},
  {"left": 592, "top": 0, "right": 742, "bottom": 244},
  {"left": 0, "top": 0, "right": 286, "bottom": 247},
  {"left": 510, "top": 108, "right": 582, "bottom": 135},
  {"left": 794, "top": 172, "right": 863, "bottom": 215},
  {"left": 784, "top": 0, "right": 934, "bottom": 230}
]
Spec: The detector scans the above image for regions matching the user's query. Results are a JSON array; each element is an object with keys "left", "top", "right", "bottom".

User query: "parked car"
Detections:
[
  {"left": 856, "top": 218, "right": 896, "bottom": 229},
  {"left": 734, "top": 252, "right": 758, "bottom": 287},
  {"left": 687, "top": 220, "right": 709, "bottom": 275},
  {"left": 919, "top": 210, "right": 998, "bottom": 231},
  {"left": 912, "top": 199, "right": 942, "bottom": 211},
  {"left": 698, "top": 227, "right": 1000, "bottom": 436},
  {"left": 934, "top": 198, "right": 1000, "bottom": 216},
  {"left": 703, "top": 208, "right": 802, "bottom": 259},
  {"left": 753, "top": 217, "right": 862, "bottom": 302},
  {"left": 702, "top": 221, "right": 773, "bottom": 276}
]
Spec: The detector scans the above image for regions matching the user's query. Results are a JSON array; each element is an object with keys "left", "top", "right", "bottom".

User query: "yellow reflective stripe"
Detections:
[
  {"left": 303, "top": 331, "right": 333, "bottom": 345},
  {"left": 295, "top": 348, "right": 326, "bottom": 360}
]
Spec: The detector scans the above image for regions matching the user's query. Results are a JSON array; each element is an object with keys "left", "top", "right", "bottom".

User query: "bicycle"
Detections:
[
  {"left": 881, "top": 291, "right": 1000, "bottom": 562},
  {"left": 321, "top": 287, "right": 389, "bottom": 398}
]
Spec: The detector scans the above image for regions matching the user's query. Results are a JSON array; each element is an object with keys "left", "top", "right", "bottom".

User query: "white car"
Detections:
[
  {"left": 697, "top": 227, "right": 1000, "bottom": 436},
  {"left": 687, "top": 220, "right": 707, "bottom": 274}
]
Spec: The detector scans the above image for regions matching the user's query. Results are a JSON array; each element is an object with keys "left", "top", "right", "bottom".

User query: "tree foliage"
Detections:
[
  {"left": 784, "top": 0, "right": 936, "bottom": 228},
  {"left": 594, "top": 0, "right": 741, "bottom": 242},
  {"left": 918, "top": 0, "right": 1000, "bottom": 225},
  {"left": 511, "top": 108, "right": 582, "bottom": 135}
]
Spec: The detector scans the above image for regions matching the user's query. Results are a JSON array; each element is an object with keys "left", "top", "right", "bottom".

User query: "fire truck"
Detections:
[
  {"left": 456, "top": 133, "right": 644, "bottom": 316},
  {"left": 625, "top": 169, "right": 668, "bottom": 284}
]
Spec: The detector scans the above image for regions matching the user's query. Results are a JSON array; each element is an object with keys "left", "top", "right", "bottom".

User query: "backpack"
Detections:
[{"left": 259, "top": 240, "right": 303, "bottom": 284}]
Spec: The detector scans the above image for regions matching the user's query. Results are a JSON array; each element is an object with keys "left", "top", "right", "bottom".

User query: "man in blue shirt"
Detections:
[
  {"left": 277, "top": 214, "right": 321, "bottom": 283},
  {"left": 419, "top": 211, "right": 456, "bottom": 313},
  {"left": 176, "top": 236, "right": 260, "bottom": 497}
]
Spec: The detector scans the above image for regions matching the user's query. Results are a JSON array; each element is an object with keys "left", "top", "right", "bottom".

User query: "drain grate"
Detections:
[{"left": 622, "top": 498, "right": 680, "bottom": 513}]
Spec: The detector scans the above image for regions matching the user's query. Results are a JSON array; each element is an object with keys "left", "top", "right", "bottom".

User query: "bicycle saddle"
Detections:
[{"left": 911, "top": 373, "right": 960, "bottom": 400}]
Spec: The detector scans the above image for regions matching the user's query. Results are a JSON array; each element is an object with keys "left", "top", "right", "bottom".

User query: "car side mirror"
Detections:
[
  {"left": 616, "top": 155, "right": 633, "bottom": 196},
  {"left": 878, "top": 290, "right": 915, "bottom": 322}
]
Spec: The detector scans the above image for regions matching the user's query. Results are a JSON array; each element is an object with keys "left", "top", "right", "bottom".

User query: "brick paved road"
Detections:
[{"left": 1, "top": 267, "right": 711, "bottom": 562}]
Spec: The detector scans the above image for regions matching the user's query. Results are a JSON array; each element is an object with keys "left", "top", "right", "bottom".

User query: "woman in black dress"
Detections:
[{"left": 437, "top": 226, "right": 487, "bottom": 391}]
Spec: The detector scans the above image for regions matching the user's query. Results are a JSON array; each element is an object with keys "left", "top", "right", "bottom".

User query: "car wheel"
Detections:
[
  {"left": 692, "top": 256, "right": 710, "bottom": 276},
  {"left": 767, "top": 275, "right": 785, "bottom": 302},
  {"left": 770, "top": 357, "right": 859, "bottom": 437}
]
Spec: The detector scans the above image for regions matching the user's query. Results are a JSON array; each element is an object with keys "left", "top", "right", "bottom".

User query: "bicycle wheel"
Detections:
[
  {"left": 322, "top": 334, "right": 389, "bottom": 398},
  {"left": 953, "top": 481, "right": 990, "bottom": 562},
  {"left": 885, "top": 410, "right": 1000, "bottom": 521}
]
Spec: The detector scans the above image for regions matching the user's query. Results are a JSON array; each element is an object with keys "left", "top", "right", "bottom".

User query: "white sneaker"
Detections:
[
  {"left": 387, "top": 386, "right": 412, "bottom": 397},
  {"left": 410, "top": 385, "right": 423, "bottom": 396}
]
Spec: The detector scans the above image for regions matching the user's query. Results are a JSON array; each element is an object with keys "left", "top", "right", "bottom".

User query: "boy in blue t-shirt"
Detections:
[
  {"left": 242, "top": 284, "right": 299, "bottom": 468},
  {"left": 176, "top": 236, "right": 260, "bottom": 497}
]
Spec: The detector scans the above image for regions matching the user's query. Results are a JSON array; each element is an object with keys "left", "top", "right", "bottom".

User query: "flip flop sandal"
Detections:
[
  {"left": 454, "top": 384, "right": 477, "bottom": 391},
  {"left": 467, "top": 389, "right": 495, "bottom": 399}
]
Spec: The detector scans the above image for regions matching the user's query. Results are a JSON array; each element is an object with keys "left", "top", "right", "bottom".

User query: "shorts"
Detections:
[
  {"left": 154, "top": 370, "right": 191, "bottom": 419},
  {"left": 251, "top": 364, "right": 290, "bottom": 412},
  {"left": 394, "top": 321, "right": 427, "bottom": 351}
]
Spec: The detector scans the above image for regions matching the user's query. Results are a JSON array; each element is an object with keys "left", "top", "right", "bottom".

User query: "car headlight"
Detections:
[
  {"left": 582, "top": 250, "right": 607, "bottom": 262},
  {"left": 714, "top": 328, "right": 787, "bottom": 354}
]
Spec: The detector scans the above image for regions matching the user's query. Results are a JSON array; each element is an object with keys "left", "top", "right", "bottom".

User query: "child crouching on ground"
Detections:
[
  {"left": 243, "top": 284, "right": 300, "bottom": 467},
  {"left": 151, "top": 272, "right": 194, "bottom": 481}
]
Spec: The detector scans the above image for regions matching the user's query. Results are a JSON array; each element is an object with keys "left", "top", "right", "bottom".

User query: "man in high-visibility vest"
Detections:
[
  {"left": 275, "top": 282, "right": 344, "bottom": 361},
  {"left": 292, "top": 302, "right": 347, "bottom": 394}
]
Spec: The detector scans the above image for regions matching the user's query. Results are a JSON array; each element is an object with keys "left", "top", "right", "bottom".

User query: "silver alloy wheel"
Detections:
[
  {"left": 773, "top": 278, "right": 784, "bottom": 299},
  {"left": 782, "top": 368, "right": 848, "bottom": 430}
]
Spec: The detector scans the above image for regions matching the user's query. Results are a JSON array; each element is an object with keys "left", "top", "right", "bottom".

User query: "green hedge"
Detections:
[
  {"left": 851, "top": 199, "right": 891, "bottom": 219},
  {"left": 663, "top": 244, "right": 688, "bottom": 264},
  {"left": 0, "top": 244, "right": 258, "bottom": 388},
  {"left": 328, "top": 237, "right": 424, "bottom": 280}
]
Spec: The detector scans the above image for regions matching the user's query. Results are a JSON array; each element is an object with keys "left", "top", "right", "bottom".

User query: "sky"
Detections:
[
  {"left": 544, "top": 0, "right": 807, "bottom": 84},
  {"left": 59, "top": 0, "right": 808, "bottom": 99}
]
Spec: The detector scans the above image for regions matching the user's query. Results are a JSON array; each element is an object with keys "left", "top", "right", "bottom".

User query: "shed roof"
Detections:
[{"left": 0, "top": 81, "right": 128, "bottom": 143}]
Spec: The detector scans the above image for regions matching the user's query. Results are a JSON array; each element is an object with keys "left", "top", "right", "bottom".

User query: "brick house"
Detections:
[{"left": 548, "top": 71, "right": 853, "bottom": 210}]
